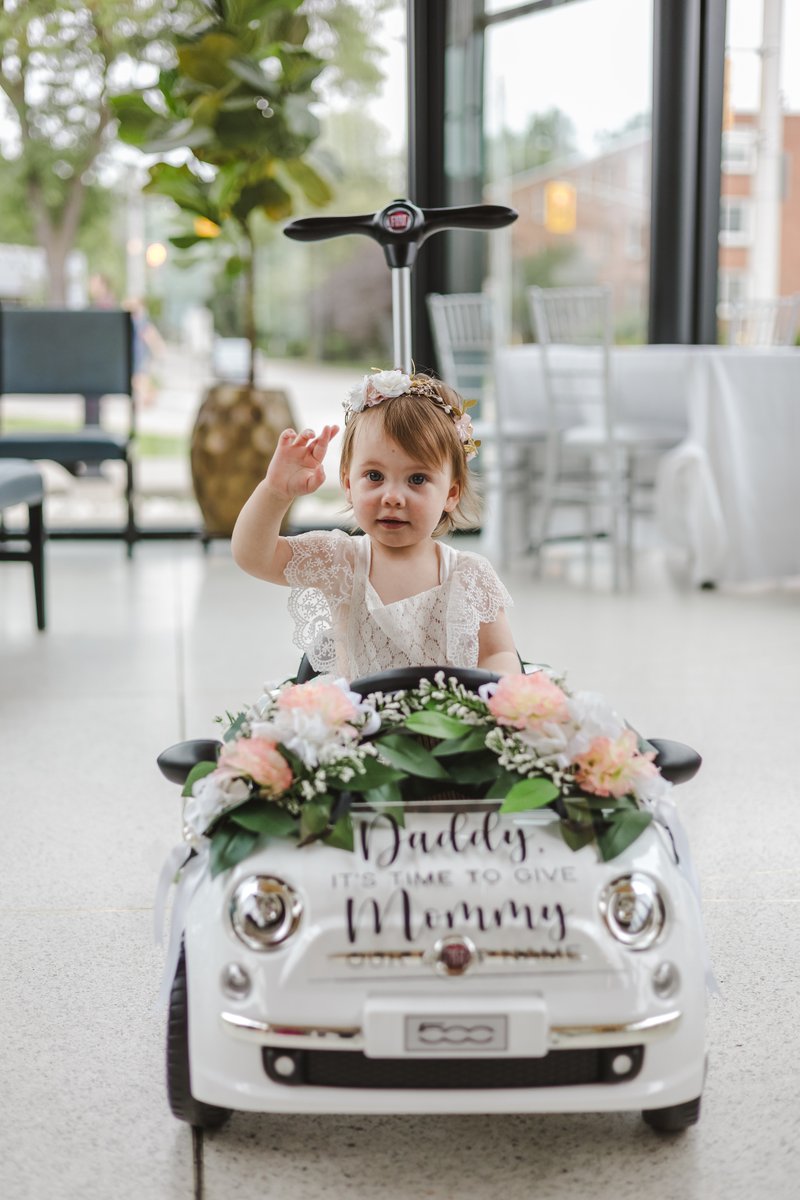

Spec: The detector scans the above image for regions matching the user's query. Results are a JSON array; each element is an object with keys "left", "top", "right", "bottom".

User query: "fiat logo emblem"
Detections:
[{"left": 433, "top": 935, "right": 478, "bottom": 976}]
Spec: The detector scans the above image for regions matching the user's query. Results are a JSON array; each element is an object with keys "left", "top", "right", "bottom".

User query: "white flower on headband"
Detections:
[
  {"left": 342, "top": 366, "right": 481, "bottom": 460},
  {"left": 370, "top": 369, "right": 410, "bottom": 397},
  {"left": 454, "top": 411, "right": 475, "bottom": 444},
  {"left": 344, "top": 369, "right": 411, "bottom": 415}
]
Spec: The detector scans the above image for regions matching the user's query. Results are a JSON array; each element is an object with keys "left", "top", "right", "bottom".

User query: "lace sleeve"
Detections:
[
  {"left": 456, "top": 553, "right": 513, "bottom": 622},
  {"left": 446, "top": 552, "right": 513, "bottom": 668},
  {"left": 284, "top": 530, "right": 355, "bottom": 674}
]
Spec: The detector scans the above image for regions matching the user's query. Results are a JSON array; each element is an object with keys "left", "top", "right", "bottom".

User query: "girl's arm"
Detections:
[
  {"left": 231, "top": 424, "right": 339, "bottom": 583},
  {"left": 478, "top": 609, "right": 522, "bottom": 675}
]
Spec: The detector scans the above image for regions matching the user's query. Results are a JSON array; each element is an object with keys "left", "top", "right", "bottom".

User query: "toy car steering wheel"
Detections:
[{"left": 349, "top": 665, "right": 500, "bottom": 698}]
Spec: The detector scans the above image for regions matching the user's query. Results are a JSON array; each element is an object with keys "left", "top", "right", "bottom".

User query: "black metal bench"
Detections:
[
  {"left": 0, "top": 307, "right": 137, "bottom": 553},
  {"left": 0, "top": 459, "right": 45, "bottom": 630}
]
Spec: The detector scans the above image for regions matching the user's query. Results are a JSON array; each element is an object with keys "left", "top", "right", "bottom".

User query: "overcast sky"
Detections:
[{"left": 372, "top": 0, "right": 800, "bottom": 156}]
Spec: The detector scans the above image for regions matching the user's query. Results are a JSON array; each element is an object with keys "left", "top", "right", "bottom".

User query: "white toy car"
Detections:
[{"left": 157, "top": 666, "right": 706, "bottom": 1134}]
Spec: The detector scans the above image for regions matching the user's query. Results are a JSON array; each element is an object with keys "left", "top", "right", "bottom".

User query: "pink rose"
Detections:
[
  {"left": 219, "top": 737, "right": 293, "bottom": 796},
  {"left": 573, "top": 729, "right": 658, "bottom": 799},
  {"left": 277, "top": 681, "right": 357, "bottom": 728},
  {"left": 487, "top": 673, "right": 571, "bottom": 732}
]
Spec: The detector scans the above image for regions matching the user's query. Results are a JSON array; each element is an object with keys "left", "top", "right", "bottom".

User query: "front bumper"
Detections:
[{"left": 219, "top": 1008, "right": 682, "bottom": 1052}]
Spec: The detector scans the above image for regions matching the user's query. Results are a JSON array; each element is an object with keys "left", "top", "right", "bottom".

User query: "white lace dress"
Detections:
[{"left": 283, "top": 529, "right": 512, "bottom": 680}]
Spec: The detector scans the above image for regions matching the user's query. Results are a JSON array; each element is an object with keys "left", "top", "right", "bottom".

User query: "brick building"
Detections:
[
  {"left": 718, "top": 111, "right": 800, "bottom": 312},
  {"left": 507, "top": 112, "right": 800, "bottom": 341}
]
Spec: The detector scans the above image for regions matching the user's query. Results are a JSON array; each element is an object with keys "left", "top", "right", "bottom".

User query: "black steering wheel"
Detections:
[{"left": 349, "top": 665, "right": 500, "bottom": 698}]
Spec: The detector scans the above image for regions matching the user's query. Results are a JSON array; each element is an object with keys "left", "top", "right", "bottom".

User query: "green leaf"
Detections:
[
  {"left": 110, "top": 94, "right": 162, "bottom": 144},
  {"left": 231, "top": 175, "right": 293, "bottom": 222},
  {"left": 209, "top": 825, "right": 259, "bottom": 878},
  {"left": 484, "top": 768, "right": 524, "bottom": 799},
  {"left": 227, "top": 56, "right": 281, "bottom": 96},
  {"left": 227, "top": 801, "right": 298, "bottom": 837},
  {"left": 559, "top": 820, "right": 596, "bottom": 853},
  {"left": 143, "top": 163, "right": 218, "bottom": 221},
  {"left": 377, "top": 734, "right": 449, "bottom": 780},
  {"left": 361, "top": 780, "right": 402, "bottom": 807},
  {"left": 349, "top": 759, "right": 405, "bottom": 791},
  {"left": 404, "top": 711, "right": 472, "bottom": 740},
  {"left": 323, "top": 814, "right": 354, "bottom": 852},
  {"left": 224, "top": 255, "right": 248, "bottom": 277},
  {"left": 280, "top": 157, "right": 332, "bottom": 207},
  {"left": 596, "top": 811, "right": 653, "bottom": 861},
  {"left": 223, "top": 710, "right": 249, "bottom": 741},
  {"left": 299, "top": 800, "right": 330, "bottom": 843},
  {"left": 178, "top": 34, "right": 240, "bottom": 88},
  {"left": 169, "top": 234, "right": 205, "bottom": 250},
  {"left": 142, "top": 120, "right": 215, "bottom": 155},
  {"left": 444, "top": 752, "right": 502, "bottom": 785},
  {"left": 499, "top": 777, "right": 560, "bottom": 813},
  {"left": 431, "top": 727, "right": 490, "bottom": 757},
  {"left": 181, "top": 761, "right": 218, "bottom": 797}
]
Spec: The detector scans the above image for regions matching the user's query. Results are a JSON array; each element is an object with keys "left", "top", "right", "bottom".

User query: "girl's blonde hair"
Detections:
[{"left": 339, "top": 375, "right": 482, "bottom": 536}]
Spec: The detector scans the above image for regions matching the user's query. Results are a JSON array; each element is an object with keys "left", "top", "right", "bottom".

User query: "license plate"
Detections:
[{"left": 405, "top": 1014, "right": 508, "bottom": 1053}]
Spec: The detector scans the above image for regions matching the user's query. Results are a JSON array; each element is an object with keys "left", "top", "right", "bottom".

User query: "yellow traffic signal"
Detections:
[{"left": 544, "top": 180, "right": 577, "bottom": 234}]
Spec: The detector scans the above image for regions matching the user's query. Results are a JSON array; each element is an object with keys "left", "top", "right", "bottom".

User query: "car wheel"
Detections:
[
  {"left": 167, "top": 946, "right": 232, "bottom": 1130},
  {"left": 642, "top": 1096, "right": 701, "bottom": 1133}
]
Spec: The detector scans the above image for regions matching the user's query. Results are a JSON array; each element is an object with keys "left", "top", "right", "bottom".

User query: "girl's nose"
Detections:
[{"left": 381, "top": 484, "right": 405, "bottom": 507}]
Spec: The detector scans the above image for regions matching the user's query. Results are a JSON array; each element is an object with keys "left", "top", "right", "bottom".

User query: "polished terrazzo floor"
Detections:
[{"left": 1, "top": 538, "right": 798, "bottom": 1199}]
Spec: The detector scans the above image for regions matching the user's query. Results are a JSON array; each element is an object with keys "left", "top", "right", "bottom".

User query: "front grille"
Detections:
[{"left": 263, "top": 1045, "right": 644, "bottom": 1089}]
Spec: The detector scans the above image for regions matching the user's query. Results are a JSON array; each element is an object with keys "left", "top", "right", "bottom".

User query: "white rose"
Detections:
[
  {"left": 566, "top": 691, "right": 626, "bottom": 757},
  {"left": 184, "top": 768, "right": 249, "bottom": 838},
  {"left": 370, "top": 369, "right": 411, "bottom": 398},
  {"left": 345, "top": 379, "right": 368, "bottom": 413}
]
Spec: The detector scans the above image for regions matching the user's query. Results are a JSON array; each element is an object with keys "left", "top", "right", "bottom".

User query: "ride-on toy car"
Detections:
[
  {"left": 155, "top": 202, "right": 707, "bottom": 1136},
  {"left": 157, "top": 664, "right": 706, "bottom": 1136}
]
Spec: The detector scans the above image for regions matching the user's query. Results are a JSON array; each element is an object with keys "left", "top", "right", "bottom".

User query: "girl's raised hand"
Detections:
[{"left": 264, "top": 424, "right": 340, "bottom": 499}]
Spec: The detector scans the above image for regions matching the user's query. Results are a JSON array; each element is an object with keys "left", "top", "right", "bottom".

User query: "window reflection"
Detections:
[{"left": 483, "top": 0, "right": 653, "bottom": 344}]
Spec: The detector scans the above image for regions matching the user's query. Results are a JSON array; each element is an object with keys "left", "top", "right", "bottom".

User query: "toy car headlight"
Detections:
[
  {"left": 229, "top": 875, "right": 303, "bottom": 951},
  {"left": 599, "top": 873, "right": 665, "bottom": 950}
]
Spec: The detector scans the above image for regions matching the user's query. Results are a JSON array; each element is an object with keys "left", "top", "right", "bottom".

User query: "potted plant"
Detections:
[{"left": 113, "top": 0, "right": 333, "bottom": 536}]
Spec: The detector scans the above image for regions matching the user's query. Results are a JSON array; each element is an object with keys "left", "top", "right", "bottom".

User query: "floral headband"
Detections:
[{"left": 343, "top": 369, "right": 480, "bottom": 461}]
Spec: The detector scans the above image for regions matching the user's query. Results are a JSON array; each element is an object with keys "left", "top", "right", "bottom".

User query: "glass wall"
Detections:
[
  {"left": 718, "top": 0, "right": 800, "bottom": 342},
  {"left": 481, "top": 0, "right": 654, "bottom": 343}
]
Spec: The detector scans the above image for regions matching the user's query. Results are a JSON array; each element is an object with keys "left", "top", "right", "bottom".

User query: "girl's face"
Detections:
[{"left": 344, "top": 419, "right": 460, "bottom": 550}]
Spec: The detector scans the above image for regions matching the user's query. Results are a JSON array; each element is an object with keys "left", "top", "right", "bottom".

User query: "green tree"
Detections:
[
  {"left": 0, "top": 0, "right": 196, "bottom": 302},
  {"left": 113, "top": 0, "right": 390, "bottom": 384},
  {"left": 491, "top": 108, "right": 578, "bottom": 178}
]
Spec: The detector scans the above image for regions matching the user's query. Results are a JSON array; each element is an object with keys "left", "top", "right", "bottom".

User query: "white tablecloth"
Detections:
[
  {"left": 656, "top": 348, "right": 800, "bottom": 585},
  {"left": 481, "top": 344, "right": 695, "bottom": 562},
  {"left": 485, "top": 345, "right": 800, "bottom": 582},
  {"left": 493, "top": 343, "right": 694, "bottom": 433}
]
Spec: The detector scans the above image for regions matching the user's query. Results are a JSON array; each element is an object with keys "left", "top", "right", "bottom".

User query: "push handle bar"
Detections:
[{"left": 284, "top": 198, "right": 517, "bottom": 269}]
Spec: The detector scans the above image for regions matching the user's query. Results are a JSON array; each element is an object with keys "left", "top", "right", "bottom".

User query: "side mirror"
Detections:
[
  {"left": 647, "top": 739, "right": 702, "bottom": 786},
  {"left": 157, "top": 739, "right": 222, "bottom": 785}
]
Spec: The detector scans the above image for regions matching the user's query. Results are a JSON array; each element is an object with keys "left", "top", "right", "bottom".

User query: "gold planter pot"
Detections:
[{"left": 190, "top": 382, "right": 296, "bottom": 536}]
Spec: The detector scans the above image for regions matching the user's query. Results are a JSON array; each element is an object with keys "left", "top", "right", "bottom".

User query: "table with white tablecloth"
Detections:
[
  {"left": 481, "top": 344, "right": 694, "bottom": 562},
  {"left": 485, "top": 344, "right": 800, "bottom": 584},
  {"left": 655, "top": 348, "right": 800, "bottom": 586},
  {"left": 492, "top": 343, "right": 695, "bottom": 434}
]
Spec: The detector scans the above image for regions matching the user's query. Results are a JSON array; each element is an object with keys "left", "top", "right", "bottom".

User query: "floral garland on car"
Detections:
[{"left": 179, "top": 671, "right": 670, "bottom": 878}]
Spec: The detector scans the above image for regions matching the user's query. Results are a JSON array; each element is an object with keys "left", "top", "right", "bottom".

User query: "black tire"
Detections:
[
  {"left": 167, "top": 946, "right": 232, "bottom": 1130},
  {"left": 642, "top": 1096, "right": 702, "bottom": 1133}
]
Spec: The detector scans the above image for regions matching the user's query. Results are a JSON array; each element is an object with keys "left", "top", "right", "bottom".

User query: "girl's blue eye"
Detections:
[
  {"left": 367, "top": 470, "right": 383, "bottom": 482},
  {"left": 409, "top": 473, "right": 427, "bottom": 486}
]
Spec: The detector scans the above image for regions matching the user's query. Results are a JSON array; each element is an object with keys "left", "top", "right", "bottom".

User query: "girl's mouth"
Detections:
[{"left": 377, "top": 518, "right": 408, "bottom": 528}]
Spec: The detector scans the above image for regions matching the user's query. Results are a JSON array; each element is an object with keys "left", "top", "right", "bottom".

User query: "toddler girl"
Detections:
[{"left": 231, "top": 369, "right": 520, "bottom": 679}]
